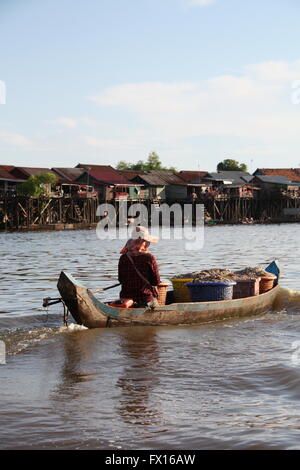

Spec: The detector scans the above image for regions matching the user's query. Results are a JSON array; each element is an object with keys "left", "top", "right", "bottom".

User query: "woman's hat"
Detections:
[{"left": 131, "top": 226, "right": 159, "bottom": 243}]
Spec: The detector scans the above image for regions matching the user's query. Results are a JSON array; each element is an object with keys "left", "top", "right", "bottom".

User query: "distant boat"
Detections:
[{"left": 56, "top": 262, "right": 280, "bottom": 329}]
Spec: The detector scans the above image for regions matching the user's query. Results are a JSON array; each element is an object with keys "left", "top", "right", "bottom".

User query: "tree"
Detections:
[
  {"left": 116, "top": 160, "right": 131, "bottom": 171},
  {"left": 17, "top": 172, "right": 58, "bottom": 197},
  {"left": 116, "top": 152, "right": 177, "bottom": 172},
  {"left": 217, "top": 159, "right": 248, "bottom": 172},
  {"left": 131, "top": 160, "right": 148, "bottom": 171},
  {"left": 145, "top": 152, "right": 163, "bottom": 171}
]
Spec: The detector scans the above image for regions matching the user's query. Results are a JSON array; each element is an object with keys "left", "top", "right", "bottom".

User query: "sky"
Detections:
[{"left": 1, "top": 0, "right": 300, "bottom": 172}]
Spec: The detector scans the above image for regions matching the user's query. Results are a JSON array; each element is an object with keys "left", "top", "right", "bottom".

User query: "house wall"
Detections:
[
  {"left": 251, "top": 178, "right": 283, "bottom": 193},
  {"left": 105, "top": 186, "right": 114, "bottom": 201},
  {"left": 128, "top": 186, "right": 141, "bottom": 200},
  {"left": 0, "top": 180, "right": 21, "bottom": 194},
  {"left": 140, "top": 188, "right": 149, "bottom": 199},
  {"left": 76, "top": 174, "right": 106, "bottom": 200},
  {"left": 130, "top": 176, "right": 165, "bottom": 200},
  {"left": 165, "top": 184, "right": 187, "bottom": 201},
  {"left": 150, "top": 186, "right": 165, "bottom": 200},
  {"left": 0, "top": 181, "right": 7, "bottom": 193}
]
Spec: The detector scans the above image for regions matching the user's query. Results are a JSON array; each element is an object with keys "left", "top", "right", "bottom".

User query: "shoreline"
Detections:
[
  {"left": 1, "top": 218, "right": 300, "bottom": 233},
  {"left": 0, "top": 222, "right": 98, "bottom": 233}
]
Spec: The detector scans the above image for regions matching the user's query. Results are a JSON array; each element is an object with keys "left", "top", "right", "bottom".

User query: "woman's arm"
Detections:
[
  {"left": 118, "top": 255, "right": 127, "bottom": 284},
  {"left": 148, "top": 254, "right": 161, "bottom": 286}
]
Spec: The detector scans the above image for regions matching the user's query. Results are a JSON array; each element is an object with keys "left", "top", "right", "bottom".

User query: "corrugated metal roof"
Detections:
[
  {"left": 0, "top": 169, "right": 24, "bottom": 182},
  {"left": 254, "top": 168, "right": 300, "bottom": 182},
  {"left": 18, "top": 167, "right": 53, "bottom": 175},
  {"left": 76, "top": 163, "right": 117, "bottom": 171},
  {"left": 252, "top": 175, "right": 299, "bottom": 185},
  {"left": 205, "top": 171, "right": 251, "bottom": 185},
  {"left": 75, "top": 164, "right": 133, "bottom": 184},
  {"left": 179, "top": 171, "right": 208, "bottom": 183},
  {"left": 52, "top": 167, "right": 86, "bottom": 182},
  {"left": 136, "top": 171, "right": 187, "bottom": 186},
  {"left": 133, "top": 173, "right": 166, "bottom": 186},
  {"left": 11, "top": 167, "right": 56, "bottom": 178},
  {"left": 82, "top": 168, "right": 132, "bottom": 185},
  {"left": 153, "top": 171, "right": 189, "bottom": 185},
  {"left": 0, "top": 165, "right": 15, "bottom": 172},
  {"left": 116, "top": 169, "right": 146, "bottom": 180}
]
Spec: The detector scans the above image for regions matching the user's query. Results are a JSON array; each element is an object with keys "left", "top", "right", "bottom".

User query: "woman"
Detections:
[{"left": 118, "top": 226, "right": 161, "bottom": 307}]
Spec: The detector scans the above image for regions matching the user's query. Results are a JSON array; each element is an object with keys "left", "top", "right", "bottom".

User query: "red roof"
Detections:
[
  {"left": 255, "top": 168, "right": 300, "bottom": 182},
  {"left": 0, "top": 165, "right": 15, "bottom": 172},
  {"left": 116, "top": 169, "right": 146, "bottom": 180},
  {"left": 76, "top": 164, "right": 119, "bottom": 172},
  {"left": 52, "top": 167, "right": 86, "bottom": 183},
  {"left": 0, "top": 168, "right": 24, "bottom": 181},
  {"left": 179, "top": 171, "right": 209, "bottom": 183},
  {"left": 85, "top": 168, "right": 132, "bottom": 185},
  {"left": 75, "top": 164, "right": 132, "bottom": 185},
  {"left": 10, "top": 167, "right": 57, "bottom": 180}
]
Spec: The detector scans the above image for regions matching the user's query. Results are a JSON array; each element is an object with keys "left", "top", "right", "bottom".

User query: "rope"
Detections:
[
  {"left": 42, "top": 296, "right": 69, "bottom": 327},
  {"left": 44, "top": 305, "right": 49, "bottom": 324},
  {"left": 62, "top": 301, "right": 69, "bottom": 327}
]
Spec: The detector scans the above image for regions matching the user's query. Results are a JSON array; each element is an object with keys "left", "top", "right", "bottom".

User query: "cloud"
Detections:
[
  {"left": 48, "top": 117, "right": 106, "bottom": 128},
  {"left": 0, "top": 131, "right": 34, "bottom": 148},
  {"left": 52, "top": 117, "right": 78, "bottom": 128},
  {"left": 81, "top": 135, "right": 146, "bottom": 151},
  {"left": 245, "top": 60, "right": 300, "bottom": 82},
  {"left": 186, "top": 0, "right": 215, "bottom": 6},
  {"left": 32, "top": 60, "right": 300, "bottom": 169},
  {"left": 89, "top": 60, "right": 300, "bottom": 147}
]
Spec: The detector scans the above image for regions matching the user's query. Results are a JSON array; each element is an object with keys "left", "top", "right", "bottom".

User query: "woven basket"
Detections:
[
  {"left": 186, "top": 281, "right": 236, "bottom": 302},
  {"left": 259, "top": 273, "right": 276, "bottom": 294},
  {"left": 157, "top": 283, "right": 170, "bottom": 306},
  {"left": 170, "top": 278, "right": 192, "bottom": 303},
  {"left": 232, "top": 278, "right": 260, "bottom": 299}
]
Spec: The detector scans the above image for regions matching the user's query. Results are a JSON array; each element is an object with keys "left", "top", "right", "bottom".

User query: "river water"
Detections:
[{"left": 0, "top": 224, "right": 300, "bottom": 450}]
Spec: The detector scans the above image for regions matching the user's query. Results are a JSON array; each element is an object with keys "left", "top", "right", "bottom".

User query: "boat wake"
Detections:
[
  {"left": 58, "top": 323, "right": 88, "bottom": 333},
  {"left": 0, "top": 326, "right": 59, "bottom": 355},
  {"left": 273, "top": 287, "right": 300, "bottom": 313},
  {"left": 0, "top": 315, "right": 88, "bottom": 357}
]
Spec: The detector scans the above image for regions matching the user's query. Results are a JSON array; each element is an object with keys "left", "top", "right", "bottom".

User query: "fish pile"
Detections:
[
  {"left": 172, "top": 268, "right": 233, "bottom": 282},
  {"left": 234, "top": 266, "right": 268, "bottom": 277},
  {"left": 172, "top": 266, "right": 267, "bottom": 282}
]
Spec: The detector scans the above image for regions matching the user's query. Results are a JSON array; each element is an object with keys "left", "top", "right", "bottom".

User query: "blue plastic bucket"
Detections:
[{"left": 185, "top": 281, "right": 236, "bottom": 302}]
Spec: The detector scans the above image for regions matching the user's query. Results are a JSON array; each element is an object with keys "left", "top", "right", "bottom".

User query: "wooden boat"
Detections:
[{"left": 56, "top": 261, "right": 280, "bottom": 329}]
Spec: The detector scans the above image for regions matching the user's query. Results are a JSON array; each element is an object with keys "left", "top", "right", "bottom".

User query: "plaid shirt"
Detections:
[{"left": 118, "top": 252, "right": 161, "bottom": 304}]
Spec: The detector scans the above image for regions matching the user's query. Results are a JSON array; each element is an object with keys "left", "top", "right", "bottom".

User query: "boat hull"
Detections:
[{"left": 57, "top": 271, "right": 280, "bottom": 329}]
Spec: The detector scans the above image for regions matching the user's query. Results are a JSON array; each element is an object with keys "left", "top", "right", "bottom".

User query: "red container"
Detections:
[
  {"left": 259, "top": 273, "right": 276, "bottom": 294},
  {"left": 109, "top": 298, "right": 134, "bottom": 308},
  {"left": 233, "top": 278, "right": 260, "bottom": 299}
]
